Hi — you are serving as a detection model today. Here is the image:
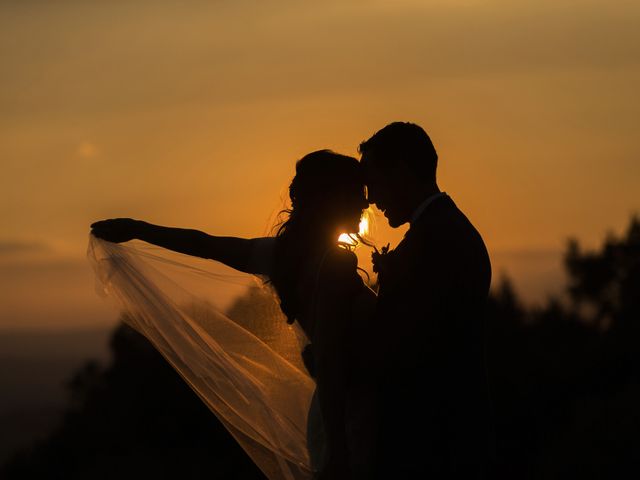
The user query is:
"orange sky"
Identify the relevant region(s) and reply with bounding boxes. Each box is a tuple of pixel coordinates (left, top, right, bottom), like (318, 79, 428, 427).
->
(1, 1, 639, 329)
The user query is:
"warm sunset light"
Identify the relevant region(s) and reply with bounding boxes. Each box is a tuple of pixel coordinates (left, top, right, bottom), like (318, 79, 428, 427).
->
(338, 210, 371, 247)
(359, 215, 369, 238)
(2, 2, 640, 478)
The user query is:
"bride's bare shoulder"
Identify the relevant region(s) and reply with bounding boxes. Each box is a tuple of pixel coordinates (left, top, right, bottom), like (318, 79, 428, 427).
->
(247, 237, 277, 275)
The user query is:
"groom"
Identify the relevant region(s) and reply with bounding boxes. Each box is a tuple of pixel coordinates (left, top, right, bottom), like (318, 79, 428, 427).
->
(359, 122, 493, 479)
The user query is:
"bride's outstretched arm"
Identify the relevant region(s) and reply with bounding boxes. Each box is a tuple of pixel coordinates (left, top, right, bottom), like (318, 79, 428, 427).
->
(90, 218, 269, 274)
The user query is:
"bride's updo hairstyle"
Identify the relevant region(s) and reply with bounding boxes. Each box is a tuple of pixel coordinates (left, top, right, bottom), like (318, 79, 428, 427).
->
(272, 150, 365, 324)
(286, 150, 363, 228)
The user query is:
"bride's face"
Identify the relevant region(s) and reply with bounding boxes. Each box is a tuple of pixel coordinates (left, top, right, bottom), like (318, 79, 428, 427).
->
(333, 186, 368, 234)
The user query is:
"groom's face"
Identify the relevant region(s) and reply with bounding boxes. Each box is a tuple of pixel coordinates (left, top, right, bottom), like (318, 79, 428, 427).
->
(362, 152, 409, 228)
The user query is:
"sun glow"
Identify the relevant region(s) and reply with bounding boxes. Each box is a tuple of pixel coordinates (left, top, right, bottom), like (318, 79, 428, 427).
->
(338, 210, 371, 247)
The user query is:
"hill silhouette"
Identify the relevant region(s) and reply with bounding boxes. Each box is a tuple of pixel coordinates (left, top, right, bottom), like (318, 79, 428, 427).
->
(1, 320, 265, 479)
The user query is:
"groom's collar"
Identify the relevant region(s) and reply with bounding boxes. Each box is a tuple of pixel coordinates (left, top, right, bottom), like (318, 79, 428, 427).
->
(409, 191, 448, 225)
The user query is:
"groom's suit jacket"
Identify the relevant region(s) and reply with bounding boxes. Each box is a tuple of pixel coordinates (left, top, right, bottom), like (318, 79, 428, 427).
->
(371, 194, 492, 479)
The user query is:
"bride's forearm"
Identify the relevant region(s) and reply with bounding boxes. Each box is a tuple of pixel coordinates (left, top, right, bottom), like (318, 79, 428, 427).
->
(136, 221, 255, 272)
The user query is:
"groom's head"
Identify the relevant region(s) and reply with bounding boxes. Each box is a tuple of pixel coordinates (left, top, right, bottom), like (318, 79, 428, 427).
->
(359, 122, 438, 228)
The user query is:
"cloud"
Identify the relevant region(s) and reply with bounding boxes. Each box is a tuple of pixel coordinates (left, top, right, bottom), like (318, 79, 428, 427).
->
(0, 240, 50, 255)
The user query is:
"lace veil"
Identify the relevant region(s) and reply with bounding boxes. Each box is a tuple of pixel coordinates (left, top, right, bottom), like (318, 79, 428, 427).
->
(87, 235, 315, 480)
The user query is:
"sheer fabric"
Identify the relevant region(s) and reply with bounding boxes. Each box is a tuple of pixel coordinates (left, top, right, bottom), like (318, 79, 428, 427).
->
(87, 235, 316, 480)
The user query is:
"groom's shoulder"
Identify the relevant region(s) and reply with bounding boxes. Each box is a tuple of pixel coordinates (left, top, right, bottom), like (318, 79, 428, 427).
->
(412, 195, 464, 232)
(413, 196, 487, 249)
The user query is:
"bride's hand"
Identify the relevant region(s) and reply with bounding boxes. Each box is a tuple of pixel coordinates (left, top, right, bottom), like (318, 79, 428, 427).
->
(90, 218, 142, 243)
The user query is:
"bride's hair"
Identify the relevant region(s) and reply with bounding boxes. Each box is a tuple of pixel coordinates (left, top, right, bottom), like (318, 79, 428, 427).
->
(271, 149, 364, 324)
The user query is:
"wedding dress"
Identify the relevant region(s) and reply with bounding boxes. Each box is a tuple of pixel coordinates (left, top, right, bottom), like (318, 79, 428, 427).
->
(87, 235, 317, 480)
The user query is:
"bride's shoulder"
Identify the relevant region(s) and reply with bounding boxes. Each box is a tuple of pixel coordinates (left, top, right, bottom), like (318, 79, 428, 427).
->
(247, 237, 277, 275)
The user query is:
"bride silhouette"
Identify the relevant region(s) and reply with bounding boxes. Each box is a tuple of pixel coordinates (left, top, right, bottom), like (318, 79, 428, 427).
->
(89, 150, 377, 480)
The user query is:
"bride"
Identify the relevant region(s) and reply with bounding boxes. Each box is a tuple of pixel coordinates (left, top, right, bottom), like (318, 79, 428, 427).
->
(90, 150, 377, 480)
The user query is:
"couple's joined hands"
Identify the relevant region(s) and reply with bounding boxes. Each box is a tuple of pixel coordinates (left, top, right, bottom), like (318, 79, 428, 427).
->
(91, 218, 142, 243)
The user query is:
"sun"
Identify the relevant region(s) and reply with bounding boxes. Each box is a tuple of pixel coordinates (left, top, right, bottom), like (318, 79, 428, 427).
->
(338, 210, 371, 247)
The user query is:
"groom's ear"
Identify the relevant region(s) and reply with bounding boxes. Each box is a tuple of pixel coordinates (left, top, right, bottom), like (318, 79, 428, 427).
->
(396, 157, 415, 178)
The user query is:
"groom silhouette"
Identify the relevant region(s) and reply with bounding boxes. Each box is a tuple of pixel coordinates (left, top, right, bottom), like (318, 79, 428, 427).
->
(360, 122, 493, 479)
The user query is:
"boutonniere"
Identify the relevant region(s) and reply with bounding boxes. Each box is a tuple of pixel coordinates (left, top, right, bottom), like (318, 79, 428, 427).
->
(372, 243, 393, 277)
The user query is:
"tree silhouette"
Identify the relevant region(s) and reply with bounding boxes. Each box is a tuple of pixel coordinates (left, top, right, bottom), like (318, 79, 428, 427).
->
(487, 215, 640, 479)
(1, 320, 266, 479)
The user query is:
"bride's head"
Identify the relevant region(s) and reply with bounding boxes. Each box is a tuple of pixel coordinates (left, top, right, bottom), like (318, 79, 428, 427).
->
(272, 150, 367, 324)
(277, 149, 368, 243)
